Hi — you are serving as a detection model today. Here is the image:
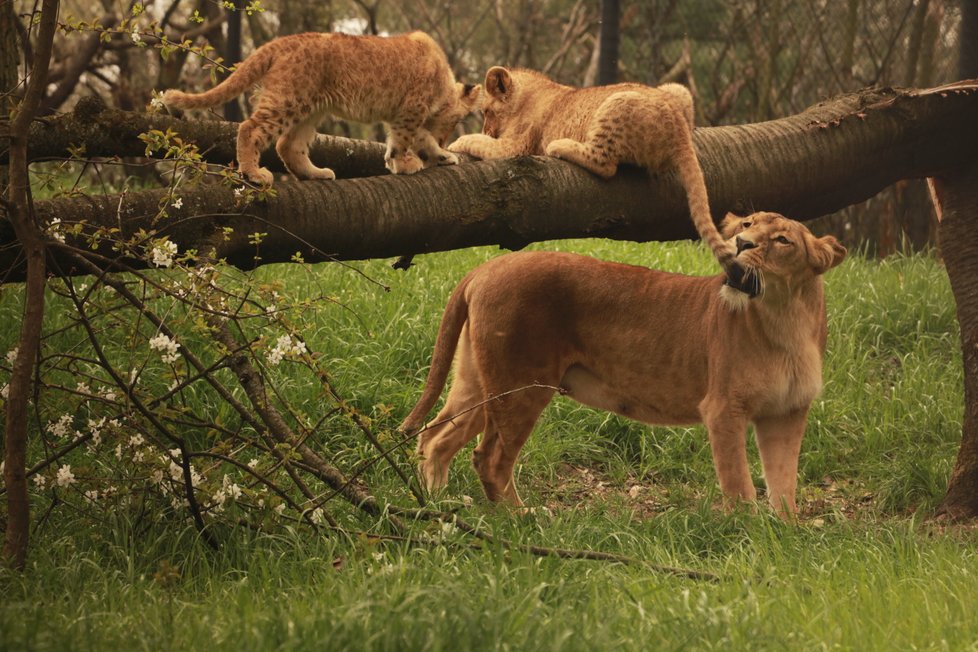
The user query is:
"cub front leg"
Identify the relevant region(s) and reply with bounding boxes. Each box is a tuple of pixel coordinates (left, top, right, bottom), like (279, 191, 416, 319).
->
(448, 134, 525, 161)
(413, 130, 460, 169)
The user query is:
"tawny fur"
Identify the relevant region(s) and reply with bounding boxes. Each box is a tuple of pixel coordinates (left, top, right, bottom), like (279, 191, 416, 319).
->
(163, 31, 480, 185)
(402, 212, 847, 516)
(449, 67, 734, 274)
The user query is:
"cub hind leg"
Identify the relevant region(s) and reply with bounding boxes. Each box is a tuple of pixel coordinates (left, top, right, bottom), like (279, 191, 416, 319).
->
(236, 101, 304, 185)
(275, 116, 336, 180)
(545, 95, 628, 178)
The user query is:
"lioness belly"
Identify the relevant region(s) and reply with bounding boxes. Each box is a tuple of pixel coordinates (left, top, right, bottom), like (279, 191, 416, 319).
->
(559, 364, 701, 424)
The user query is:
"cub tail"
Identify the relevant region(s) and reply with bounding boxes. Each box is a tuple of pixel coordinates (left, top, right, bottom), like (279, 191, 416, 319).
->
(162, 44, 274, 110)
(673, 139, 757, 297)
(400, 275, 472, 435)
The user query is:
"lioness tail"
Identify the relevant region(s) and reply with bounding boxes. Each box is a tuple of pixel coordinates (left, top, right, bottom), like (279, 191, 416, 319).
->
(400, 276, 472, 434)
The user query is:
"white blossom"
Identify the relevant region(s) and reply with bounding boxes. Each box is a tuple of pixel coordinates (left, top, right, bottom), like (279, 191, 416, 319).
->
(309, 507, 325, 525)
(5, 347, 18, 365)
(274, 503, 286, 515)
(233, 186, 245, 198)
(1, 384, 8, 400)
(149, 333, 180, 363)
(46, 414, 73, 438)
(247, 458, 259, 469)
(84, 489, 99, 503)
(46, 218, 66, 244)
(56, 465, 76, 487)
(267, 334, 306, 366)
(32, 474, 46, 490)
(130, 28, 143, 44)
(171, 197, 183, 210)
(149, 239, 178, 268)
(150, 96, 165, 111)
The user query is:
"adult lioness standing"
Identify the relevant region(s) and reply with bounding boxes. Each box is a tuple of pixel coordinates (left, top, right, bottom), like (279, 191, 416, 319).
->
(449, 67, 752, 293)
(402, 212, 847, 516)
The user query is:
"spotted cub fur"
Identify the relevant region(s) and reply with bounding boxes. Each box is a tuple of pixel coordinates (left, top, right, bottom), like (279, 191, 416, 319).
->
(449, 67, 744, 289)
(163, 31, 480, 185)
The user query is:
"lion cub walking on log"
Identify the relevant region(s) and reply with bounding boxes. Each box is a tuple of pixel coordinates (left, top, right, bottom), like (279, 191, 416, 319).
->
(163, 31, 481, 185)
(402, 212, 847, 516)
(449, 67, 751, 293)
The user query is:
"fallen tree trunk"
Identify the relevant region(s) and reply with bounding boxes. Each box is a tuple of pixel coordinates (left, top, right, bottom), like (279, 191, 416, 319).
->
(3, 81, 977, 282)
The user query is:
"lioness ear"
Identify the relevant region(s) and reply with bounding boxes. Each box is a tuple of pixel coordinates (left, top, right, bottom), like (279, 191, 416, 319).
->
(720, 212, 743, 239)
(812, 235, 847, 274)
(485, 66, 513, 100)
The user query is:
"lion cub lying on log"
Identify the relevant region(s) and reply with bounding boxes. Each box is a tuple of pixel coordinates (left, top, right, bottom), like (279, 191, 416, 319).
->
(163, 31, 480, 185)
(449, 66, 752, 294)
(402, 212, 846, 516)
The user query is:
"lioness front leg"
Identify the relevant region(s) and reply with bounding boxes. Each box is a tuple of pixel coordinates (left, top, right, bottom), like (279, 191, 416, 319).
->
(448, 134, 525, 160)
(753, 409, 809, 517)
(701, 399, 756, 507)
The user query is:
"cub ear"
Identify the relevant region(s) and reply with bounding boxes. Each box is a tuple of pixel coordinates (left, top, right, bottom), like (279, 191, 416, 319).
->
(812, 235, 847, 274)
(456, 82, 482, 109)
(720, 212, 744, 239)
(485, 66, 514, 100)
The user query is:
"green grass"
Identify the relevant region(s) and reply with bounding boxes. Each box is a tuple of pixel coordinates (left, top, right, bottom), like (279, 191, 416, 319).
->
(2, 239, 974, 651)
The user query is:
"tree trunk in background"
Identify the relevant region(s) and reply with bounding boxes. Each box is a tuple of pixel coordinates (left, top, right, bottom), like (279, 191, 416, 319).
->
(0, 0, 18, 191)
(935, 0, 978, 520)
(223, 0, 245, 122)
(3, 0, 59, 571)
(597, 0, 619, 86)
(961, 0, 978, 79)
(935, 163, 978, 520)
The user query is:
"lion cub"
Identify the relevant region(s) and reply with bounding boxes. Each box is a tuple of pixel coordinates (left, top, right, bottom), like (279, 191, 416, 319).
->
(449, 67, 748, 292)
(163, 31, 481, 185)
(403, 212, 847, 516)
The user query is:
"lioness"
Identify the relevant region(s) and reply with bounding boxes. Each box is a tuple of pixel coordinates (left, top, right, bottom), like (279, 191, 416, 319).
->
(402, 212, 847, 516)
(448, 66, 751, 293)
(163, 31, 480, 185)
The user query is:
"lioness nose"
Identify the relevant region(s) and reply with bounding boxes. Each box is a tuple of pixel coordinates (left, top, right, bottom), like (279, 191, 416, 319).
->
(736, 237, 757, 254)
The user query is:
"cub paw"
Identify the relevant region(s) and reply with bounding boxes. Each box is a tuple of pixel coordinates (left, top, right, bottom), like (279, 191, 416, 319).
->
(436, 151, 459, 166)
(243, 166, 274, 187)
(447, 135, 479, 155)
(389, 153, 424, 175)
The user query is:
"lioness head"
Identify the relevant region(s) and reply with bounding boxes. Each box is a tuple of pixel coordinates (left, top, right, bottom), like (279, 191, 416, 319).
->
(720, 212, 847, 305)
(427, 82, 482, 146)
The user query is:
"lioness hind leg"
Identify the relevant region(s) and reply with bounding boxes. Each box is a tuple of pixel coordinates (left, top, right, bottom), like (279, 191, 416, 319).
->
(472, 388, 553, 506)
(276, 118, 336, 180)
(415, 337, 486, 493)
(753, 409, 808, 517)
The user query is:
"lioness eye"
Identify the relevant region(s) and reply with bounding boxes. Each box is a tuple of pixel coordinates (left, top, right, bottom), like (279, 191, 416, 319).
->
(775, 235, 792, 245)
(742, 221, 752, 229)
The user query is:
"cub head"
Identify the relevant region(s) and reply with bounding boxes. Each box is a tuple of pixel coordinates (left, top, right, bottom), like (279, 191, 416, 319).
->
(719, 212, 847, 306)
(480, 66, 553, 138)
(427, 82, 482, 146)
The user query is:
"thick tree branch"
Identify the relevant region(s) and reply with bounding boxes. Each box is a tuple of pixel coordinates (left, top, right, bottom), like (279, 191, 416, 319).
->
(1, 81, 977, 282)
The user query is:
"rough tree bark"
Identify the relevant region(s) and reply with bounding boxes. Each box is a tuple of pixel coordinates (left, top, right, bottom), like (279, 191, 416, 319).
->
(935, 163, 978, 520)
(3, 0, 59, 571)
